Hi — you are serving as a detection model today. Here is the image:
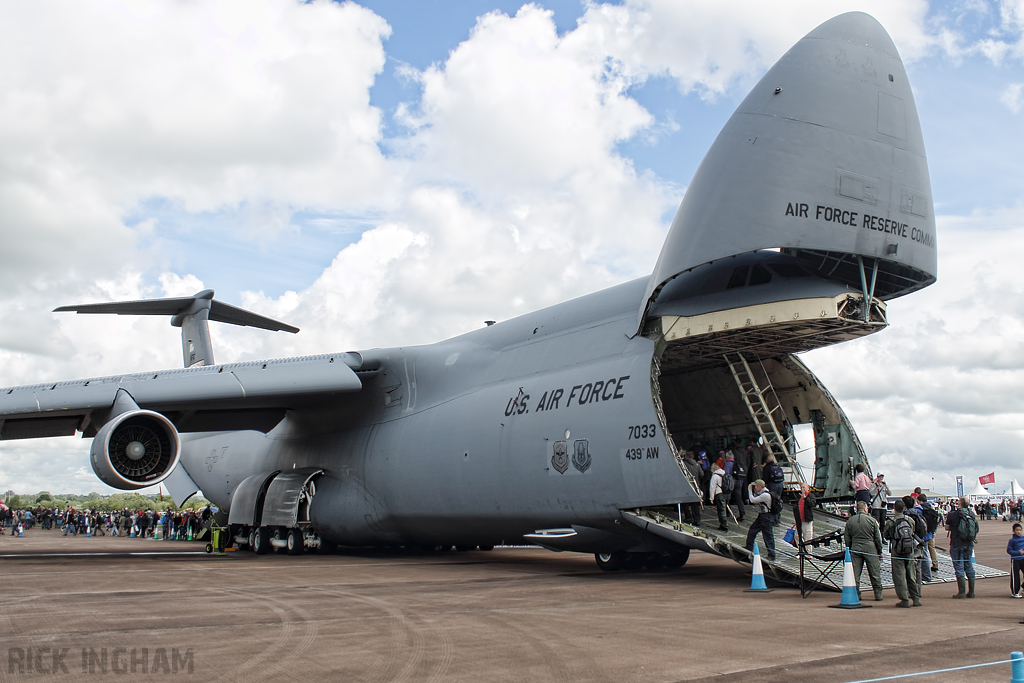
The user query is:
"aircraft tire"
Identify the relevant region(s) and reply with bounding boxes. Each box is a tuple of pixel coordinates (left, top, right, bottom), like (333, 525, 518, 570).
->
(643, 553, 665, 570)
(623, 552, 647, 570)
(317, 540, 336, 555)
(286, 528, 303, 556)
(663, 548, 690, 568)
(594, 551, 628, 571)
(253, 527, 270, 555)
(247, 529, 256, 551)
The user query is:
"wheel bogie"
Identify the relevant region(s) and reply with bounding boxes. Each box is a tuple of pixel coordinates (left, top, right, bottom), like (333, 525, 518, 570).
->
(595, 548, 689, 572)
(663, 548, 690, 568)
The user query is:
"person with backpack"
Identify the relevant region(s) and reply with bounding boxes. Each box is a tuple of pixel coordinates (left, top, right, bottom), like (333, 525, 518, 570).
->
(903, 496, 930, 583)
(884, 499, 921, 607)
(743, 479, 777, 562)
(723, 452, 745, 522)
(945, 496, 978, 598)
(764, 453, 786, 525)
(919, 494, 942, 573)
(709, 461, 730, 532)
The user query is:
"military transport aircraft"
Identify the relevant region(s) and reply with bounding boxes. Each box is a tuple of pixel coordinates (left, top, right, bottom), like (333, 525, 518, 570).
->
(0, 13, 936, 571)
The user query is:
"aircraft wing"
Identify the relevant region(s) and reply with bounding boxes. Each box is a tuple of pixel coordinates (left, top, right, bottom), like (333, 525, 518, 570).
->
(0, 352, 362, 440)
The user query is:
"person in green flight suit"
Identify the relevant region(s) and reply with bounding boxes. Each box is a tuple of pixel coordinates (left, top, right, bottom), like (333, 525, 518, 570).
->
(844, 500, 885, 602)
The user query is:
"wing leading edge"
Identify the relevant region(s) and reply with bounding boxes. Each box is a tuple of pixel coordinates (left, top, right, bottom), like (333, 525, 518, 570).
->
(0, 352, 363, 440)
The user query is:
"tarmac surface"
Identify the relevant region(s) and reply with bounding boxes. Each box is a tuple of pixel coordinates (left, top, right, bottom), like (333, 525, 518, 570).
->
(1, 520, 1022, 682)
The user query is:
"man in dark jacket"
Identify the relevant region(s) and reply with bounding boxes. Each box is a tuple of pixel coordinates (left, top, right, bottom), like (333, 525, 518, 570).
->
(764, 454, 786, 525)
(680, 450, 703, 526)
(903, 495, 930, 583)
(744, 480, 776, 561)
(732, 441, 751, 503)
(724, 452, 745, 522)
(945, 497, 977, 598)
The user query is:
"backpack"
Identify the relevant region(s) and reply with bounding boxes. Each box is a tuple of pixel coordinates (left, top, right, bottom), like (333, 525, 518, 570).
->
(720, 471, 735, 495)
(957, 508, 979, 543)
(766, 463, 786, 484)
(888, 517, 916, 557)
(769, 491, 783, 515)
(908, 510, 927, 539)
(922, 506, 940, 533)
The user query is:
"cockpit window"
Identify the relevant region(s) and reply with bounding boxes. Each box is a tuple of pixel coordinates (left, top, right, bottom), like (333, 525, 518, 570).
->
(748, 264, 772, 286)
(768, 263, 810, 279)
(726, 266, 749, 289)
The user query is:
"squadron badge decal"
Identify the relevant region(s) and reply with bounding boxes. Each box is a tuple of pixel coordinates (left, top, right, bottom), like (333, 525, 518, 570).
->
(551, 441, 569, 474)
(572, 439, 591, 473)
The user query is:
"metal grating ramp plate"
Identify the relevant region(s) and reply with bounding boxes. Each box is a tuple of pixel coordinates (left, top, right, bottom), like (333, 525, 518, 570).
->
(627, 506, 1008, 590)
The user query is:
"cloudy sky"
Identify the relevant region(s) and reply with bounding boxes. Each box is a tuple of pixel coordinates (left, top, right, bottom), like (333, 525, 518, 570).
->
(0, 0, 1022, 497)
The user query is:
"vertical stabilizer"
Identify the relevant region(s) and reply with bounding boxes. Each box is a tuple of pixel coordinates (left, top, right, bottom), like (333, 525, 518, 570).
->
(171, 290, 216, 367)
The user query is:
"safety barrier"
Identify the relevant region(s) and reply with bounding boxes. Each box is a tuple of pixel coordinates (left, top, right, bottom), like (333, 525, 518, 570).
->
(842, 651, 1024, 683)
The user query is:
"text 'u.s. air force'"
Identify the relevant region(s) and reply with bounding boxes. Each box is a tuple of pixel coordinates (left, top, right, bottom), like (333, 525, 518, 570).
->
(504, 376, 629, 417)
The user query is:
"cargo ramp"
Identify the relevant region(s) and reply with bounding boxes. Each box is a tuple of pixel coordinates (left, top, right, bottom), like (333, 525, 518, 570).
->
(625, 505, 1007, 591)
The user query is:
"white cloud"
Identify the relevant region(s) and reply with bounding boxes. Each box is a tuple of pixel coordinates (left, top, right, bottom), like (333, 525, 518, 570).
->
(238, 4, 678, 354)
(803, 205, 1024, 492)
(0, 0, 394, 329)
(1002, 82, 1024, 112)
(940, 0, 1024, 64)
(573, 0, 936, 99)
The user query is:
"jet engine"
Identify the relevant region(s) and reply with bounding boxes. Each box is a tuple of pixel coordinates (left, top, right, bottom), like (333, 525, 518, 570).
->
(90, 410, 181, 490)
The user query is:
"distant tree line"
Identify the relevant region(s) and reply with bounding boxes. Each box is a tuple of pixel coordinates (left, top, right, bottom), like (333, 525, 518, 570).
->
(2, 490, 211, 512)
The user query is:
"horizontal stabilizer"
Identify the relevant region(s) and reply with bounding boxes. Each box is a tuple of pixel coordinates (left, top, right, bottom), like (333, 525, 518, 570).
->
(54, 289, 299, 333)
(55, 289, 299, 368)
(207, 300, 299, 334)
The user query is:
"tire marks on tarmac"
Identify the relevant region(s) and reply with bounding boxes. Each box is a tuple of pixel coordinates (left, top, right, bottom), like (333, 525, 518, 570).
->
(308, 586, 454, 683)
(211, 586, 319, 683)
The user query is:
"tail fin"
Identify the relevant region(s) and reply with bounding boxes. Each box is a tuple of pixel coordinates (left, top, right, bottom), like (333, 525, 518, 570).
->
(54, 289, 299, 368)
(639, 12, 936, 331)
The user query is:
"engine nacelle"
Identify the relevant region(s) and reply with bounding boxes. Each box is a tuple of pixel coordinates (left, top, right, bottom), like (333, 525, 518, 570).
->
(90, 410, 181, 490)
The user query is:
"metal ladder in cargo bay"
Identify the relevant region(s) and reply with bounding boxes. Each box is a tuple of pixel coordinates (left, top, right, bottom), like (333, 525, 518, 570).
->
(723, 352, 804, 485)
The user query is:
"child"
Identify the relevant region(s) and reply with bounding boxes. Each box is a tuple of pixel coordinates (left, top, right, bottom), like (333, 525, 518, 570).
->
(1007, 522, 1024, 598)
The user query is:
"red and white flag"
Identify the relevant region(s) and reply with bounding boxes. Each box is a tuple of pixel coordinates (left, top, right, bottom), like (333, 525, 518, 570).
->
(979, 472, 996, 485)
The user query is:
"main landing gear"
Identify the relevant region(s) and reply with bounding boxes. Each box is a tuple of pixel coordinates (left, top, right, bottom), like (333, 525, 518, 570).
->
(234, 525, 325, 555)
(594, 548, 690, 571)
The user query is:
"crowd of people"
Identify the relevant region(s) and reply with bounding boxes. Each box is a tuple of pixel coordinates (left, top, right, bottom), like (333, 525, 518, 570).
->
(0, 501, 214, 540)
(678, 452, 1024, 608)
(844, 486, 1024, 609)
(679, 441, 794, 562)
